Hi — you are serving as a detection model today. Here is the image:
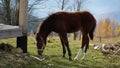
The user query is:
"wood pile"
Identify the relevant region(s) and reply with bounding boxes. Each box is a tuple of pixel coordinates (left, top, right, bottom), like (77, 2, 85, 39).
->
(91, 42, 120, 56)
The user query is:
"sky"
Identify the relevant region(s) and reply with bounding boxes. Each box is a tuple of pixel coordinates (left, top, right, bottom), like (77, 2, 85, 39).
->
(31, 0, 120, 22)
(86, 0, 120, 17)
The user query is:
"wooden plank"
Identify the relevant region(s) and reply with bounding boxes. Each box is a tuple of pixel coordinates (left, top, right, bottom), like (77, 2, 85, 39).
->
(0, 24, 23, 39)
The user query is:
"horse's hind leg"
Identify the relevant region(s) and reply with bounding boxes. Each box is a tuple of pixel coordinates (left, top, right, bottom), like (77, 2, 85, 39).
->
(74, 35, 86, 60)
(82, 35, 89, 60)
(59, 35, 66, 57)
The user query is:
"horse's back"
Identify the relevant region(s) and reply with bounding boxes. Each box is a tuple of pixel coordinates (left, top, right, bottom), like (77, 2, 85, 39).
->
(53, 12, 80, 33)
(53, 11, 96, 33)
(54, 11, 95, 24)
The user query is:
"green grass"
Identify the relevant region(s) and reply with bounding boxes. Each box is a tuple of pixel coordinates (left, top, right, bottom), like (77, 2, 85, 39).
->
(0, 36, 120, 68)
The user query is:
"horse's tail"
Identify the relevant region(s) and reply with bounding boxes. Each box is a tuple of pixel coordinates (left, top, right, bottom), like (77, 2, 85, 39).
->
(89, 22, 96, 40)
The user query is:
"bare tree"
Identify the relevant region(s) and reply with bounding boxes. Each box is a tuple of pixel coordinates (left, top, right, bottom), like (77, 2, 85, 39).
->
(11, 0, 19, 25)
(28, 0, 48, 13)
(1, 0, 12, 25)
(73, 0, 85, 11)
(0, 0, 19, 25)
(28, 0, 48, 22)
(56, 0, 69, 11)
(0, 0, 47, 25)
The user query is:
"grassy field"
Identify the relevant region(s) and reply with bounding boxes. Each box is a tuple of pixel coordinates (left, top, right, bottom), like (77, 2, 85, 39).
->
(0, 36, 120, 68)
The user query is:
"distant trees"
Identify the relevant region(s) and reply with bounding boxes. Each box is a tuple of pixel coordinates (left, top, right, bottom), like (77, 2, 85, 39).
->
(0, 0, 19, 25)
(117, 25, 120, 36)
(95, 18, 118, 38)
(56, 0, 69, 11)
(0, 0, 47, 25)
(28, 0, 48, 14)
(71, 0, 85, 11)
(28, 0, 48, 25)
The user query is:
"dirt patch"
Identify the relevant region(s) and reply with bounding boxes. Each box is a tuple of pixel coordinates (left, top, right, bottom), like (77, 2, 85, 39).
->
(0, 43, 23, 53)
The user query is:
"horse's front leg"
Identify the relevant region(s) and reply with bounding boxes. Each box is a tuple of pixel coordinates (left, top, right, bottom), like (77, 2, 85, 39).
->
(59, 33, 72, 61)
(59, 35, 66, 57)
(61, 41, 66, 57)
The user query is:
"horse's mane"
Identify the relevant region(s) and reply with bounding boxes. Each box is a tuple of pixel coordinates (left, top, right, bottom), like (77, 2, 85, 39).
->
(36, 22, 42, 34)
(36, 13, 56, 34)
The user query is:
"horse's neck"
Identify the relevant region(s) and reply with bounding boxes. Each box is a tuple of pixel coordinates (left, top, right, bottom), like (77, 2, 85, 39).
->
(42, 31, 51, 39)
(40, 20, 53, 42)
(40, 27, 52, 44)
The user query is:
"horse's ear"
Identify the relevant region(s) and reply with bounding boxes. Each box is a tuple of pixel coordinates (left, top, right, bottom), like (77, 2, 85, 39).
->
(35, 33, 39, 38)
(35, 33, 39, 36)
(36, 33, 39, 35)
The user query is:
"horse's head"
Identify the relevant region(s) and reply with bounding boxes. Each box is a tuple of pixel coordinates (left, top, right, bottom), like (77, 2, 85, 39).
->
(35, 33, 45, 55)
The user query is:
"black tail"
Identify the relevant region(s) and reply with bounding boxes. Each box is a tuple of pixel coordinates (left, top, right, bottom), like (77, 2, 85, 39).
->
(89, 23, 96, 40)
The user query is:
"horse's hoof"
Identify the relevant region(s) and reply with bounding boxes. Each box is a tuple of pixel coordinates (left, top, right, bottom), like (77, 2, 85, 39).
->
(69, 58, 72, 61)
(74, 57, 78, 61)
(69, 57, 72, 61)
(81, 57, 85, 60)
(62, 54, 65, 57)
(82, 58, 85, 61)
(74, 58, 77, 61)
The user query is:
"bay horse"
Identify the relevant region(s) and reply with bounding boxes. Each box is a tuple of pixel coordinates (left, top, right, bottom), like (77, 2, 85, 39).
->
(35, 11, 96, 61)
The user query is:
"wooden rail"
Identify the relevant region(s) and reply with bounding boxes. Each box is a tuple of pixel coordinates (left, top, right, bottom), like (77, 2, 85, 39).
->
(0, 24, 23, 39)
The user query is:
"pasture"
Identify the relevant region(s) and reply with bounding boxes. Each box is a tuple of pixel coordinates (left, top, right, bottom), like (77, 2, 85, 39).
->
(0, 36, 120, 68)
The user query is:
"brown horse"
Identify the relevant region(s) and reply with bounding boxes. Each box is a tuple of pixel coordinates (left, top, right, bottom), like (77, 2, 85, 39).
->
(35, 11, 96, 61)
